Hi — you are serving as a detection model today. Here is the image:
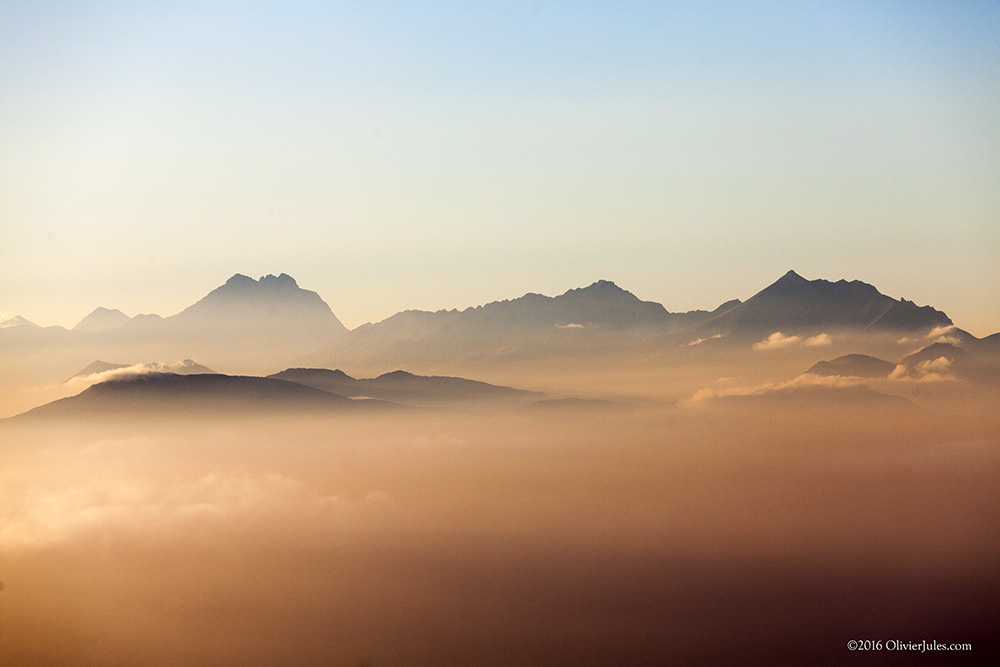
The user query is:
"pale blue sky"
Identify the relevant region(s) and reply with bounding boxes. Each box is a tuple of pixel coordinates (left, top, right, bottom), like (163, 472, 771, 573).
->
(2, 1, 998, 334)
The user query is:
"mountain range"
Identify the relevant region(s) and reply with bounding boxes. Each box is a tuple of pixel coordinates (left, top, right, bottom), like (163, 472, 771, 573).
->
(0, 270, 986, 400)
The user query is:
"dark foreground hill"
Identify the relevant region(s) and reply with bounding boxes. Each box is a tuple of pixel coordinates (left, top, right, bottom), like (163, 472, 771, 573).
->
(269, 368, 545, 408)
(806, 354, 898, 379)
(7, 373, 394, 422)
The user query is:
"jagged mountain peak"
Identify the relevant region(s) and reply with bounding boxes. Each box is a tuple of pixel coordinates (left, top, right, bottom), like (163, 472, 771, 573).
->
(175, 273, 346, 331)
(578, 279, 624, 291)
(222, 272, 300, 291)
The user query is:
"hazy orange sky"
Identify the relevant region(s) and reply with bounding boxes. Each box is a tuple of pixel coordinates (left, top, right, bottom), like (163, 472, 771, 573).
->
(2, 2, 998, 335)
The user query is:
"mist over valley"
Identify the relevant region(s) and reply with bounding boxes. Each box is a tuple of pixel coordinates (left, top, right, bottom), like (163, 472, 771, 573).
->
(1, 271, 998, 664)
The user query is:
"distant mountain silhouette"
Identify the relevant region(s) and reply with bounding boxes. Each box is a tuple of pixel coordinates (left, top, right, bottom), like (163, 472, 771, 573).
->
(121, 273, 351, 371)
(0, 315, 39, 329)
(10, 372, 394, 422)
(0, 274, 353, 377)
(1, 272, 983, 400)
(269, 367, 544, 409)
(806, 354, 897, 379)
(73, 307, 131, 332)
(67, 360, 131, 379)
(358, 280, 727, 333)
(306, 281, 736, 369)
(66, 359, 217, 383)
(693, 270, 951, 337)
(170, 273, 346, 333)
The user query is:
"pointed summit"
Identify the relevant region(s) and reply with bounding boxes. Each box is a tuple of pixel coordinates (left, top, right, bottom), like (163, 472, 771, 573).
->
(775, 269, 807, 284)
(74, 307, 131, 332)
(260, 273, 298, 288)
(0, 315, 38, 329)
(695, 271, 951, 335)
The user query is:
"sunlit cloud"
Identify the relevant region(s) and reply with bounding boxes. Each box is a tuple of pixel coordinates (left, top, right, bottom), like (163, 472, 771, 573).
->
(686, 373, 870, 406)
(68, 359, 212, 388)
(688, 334, 723, 346)
(753, 331, 832, 351)
(804, 333, 832, 347)
(753, 332, 801, 351)
(888, 356, 957, 383)
(927, 325, 956, 340)
(925, 325, 964, 346)
(556, 323, 584, 329)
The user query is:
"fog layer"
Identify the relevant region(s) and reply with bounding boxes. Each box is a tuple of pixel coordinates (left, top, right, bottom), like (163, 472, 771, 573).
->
(2, 396, 997, 665)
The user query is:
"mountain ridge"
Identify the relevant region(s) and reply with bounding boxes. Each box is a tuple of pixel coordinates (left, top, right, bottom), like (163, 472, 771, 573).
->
(689, 270, 951, 338)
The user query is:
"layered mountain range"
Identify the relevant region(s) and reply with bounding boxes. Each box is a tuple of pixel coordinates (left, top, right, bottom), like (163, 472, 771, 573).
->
(0, 270, 984, 388)
(3, 269, 996, 420)
(807, 333, 1000, 383)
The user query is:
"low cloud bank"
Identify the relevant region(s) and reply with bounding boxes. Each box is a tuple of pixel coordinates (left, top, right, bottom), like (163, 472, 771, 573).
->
(69, 359, 212, 387)
(688, 373, 870, 405)
(753, 332, 832, 351)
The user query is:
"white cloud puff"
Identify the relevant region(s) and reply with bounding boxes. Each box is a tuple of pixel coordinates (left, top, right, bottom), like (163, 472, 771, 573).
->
(888, 357, 957, 383)
(686, 373, 869, 406)
(926, 325, 963, 346)
(69, 360, 210, 388)
(753, 332, 832, 351)
(753, 332, 801, 351)
(804, 333, 833, 347)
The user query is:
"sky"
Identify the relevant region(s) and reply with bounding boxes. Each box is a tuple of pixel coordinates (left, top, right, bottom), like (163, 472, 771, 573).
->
(1, 1, 998, 335)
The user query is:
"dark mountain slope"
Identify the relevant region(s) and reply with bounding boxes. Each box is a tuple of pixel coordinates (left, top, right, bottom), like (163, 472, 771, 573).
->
(9, 373, 375, 422)
(269, 368, 544, 408)
(806, 354, 897, 379)
(694, 270, 951, 337)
